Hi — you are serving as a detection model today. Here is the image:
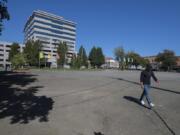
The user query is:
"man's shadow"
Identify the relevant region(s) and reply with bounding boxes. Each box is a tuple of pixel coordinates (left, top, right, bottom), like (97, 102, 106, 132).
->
(94, 132, 104, 135)
(123, 96, 151, 109)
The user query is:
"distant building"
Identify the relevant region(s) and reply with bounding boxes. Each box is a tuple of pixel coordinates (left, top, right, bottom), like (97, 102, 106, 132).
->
(144, 55, 180, 70)
(143, 56, 156, 63)
(24, 10, 77, 67)
(0, 41, 24, 70)
(176, 56, 180, 66)
(144, 56, 160, 70)
(104, 57, 119, 69)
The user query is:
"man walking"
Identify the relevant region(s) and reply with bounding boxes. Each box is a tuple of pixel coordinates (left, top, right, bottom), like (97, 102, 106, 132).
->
(140, 64, 159, 108)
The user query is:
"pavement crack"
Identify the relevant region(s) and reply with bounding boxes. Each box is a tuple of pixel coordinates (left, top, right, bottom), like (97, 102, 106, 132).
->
(152, 109, 176, 135)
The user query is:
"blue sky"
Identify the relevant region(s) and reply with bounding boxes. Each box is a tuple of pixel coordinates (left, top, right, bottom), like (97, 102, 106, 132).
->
(0, 0, 180, 57)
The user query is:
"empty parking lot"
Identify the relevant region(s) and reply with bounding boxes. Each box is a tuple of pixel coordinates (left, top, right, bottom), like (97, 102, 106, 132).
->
(0, 70, 179, 135)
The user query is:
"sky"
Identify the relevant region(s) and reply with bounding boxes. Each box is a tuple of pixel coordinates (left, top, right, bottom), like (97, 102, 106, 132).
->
(0, 0, 180, 57)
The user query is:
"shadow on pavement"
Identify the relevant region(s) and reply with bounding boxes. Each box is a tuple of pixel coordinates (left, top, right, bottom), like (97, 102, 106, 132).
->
(116, 76, 177, 135)
(94, 132, 104, 135)
(0, 72, 54, 124)
(152, 109, 176, 135)
(113, 78, 180, 95)
(124, 96, 176, 135)
(123, 96, 150, 109)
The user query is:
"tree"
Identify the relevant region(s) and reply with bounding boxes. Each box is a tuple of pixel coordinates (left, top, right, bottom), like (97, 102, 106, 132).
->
(57, 42, 68, 67)
(155, 49, 177, 71)
(128, 51, 141, 69)
(78, 45, 88, 68)
(140, 58, 149, 68)
(0, 0, 10, 34)
(96, 47, 105, 68)
(126, 51, 147, 69)
(89, 46, 97, 68)
(9, 42, 20, 61)
(70, 54, 81, 69)
(24, 40, 42, 66)
(11, 53, 26, 69)
(114, 46, 125, 70)
(89, 46, 105, 68)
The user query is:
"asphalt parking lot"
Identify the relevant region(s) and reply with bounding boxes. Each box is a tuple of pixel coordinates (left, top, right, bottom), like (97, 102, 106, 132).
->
(0, 70, 180, 135)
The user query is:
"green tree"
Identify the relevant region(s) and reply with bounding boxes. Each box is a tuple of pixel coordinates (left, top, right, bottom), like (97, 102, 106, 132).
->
(70, 54, 81, 69)
(124, 52, 131, 68)
(0, 0, 10, 34)
(24, 40, 42, 66)
(78, 45, 88, 68)
(140, 58, 149, 68)
(89, 46, 97, 68)
(57, 42, 68, 67)
(9, 42, 20, 61)
(126, 51, 143, 69)
(155, 49, 177, 71)
(96, 47, 105, 68)
(70, 54, 76, 68)
(114, 46, 125, 70)
(89, 46, 105, 68)
(11, 53, 26, 69)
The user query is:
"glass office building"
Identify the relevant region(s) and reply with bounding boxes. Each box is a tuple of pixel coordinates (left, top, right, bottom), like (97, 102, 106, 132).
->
(24, 10, 76, 67)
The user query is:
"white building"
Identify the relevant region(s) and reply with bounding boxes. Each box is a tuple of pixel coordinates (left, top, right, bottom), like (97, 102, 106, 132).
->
(24, 10, 76, 67)
(104, 57, 119, 69)
(0, 41, 24, 70)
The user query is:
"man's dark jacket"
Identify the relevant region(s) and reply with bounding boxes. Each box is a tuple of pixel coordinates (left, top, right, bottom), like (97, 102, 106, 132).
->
(140, 70, 157, 85)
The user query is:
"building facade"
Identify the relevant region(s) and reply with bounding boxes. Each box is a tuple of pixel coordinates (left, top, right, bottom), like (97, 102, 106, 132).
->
(176, 56, 180, 66)
(143, 56, 157, 63)
(104, 57, 119, 69)
(143, 56, 159, 70)
(144, 55, 180, 70)
(24, 10, 76, 67)
(0, 41, 24, 70)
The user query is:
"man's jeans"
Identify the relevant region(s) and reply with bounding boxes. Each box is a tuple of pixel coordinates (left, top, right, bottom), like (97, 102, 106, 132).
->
(140, 84, 152, 104)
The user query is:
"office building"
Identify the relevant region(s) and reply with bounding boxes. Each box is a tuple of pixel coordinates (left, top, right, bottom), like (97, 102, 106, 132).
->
(24, 10, 76, 67)
(0, 41, 24, 70)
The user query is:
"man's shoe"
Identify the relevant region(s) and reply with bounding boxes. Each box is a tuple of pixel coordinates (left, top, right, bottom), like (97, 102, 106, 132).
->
(150, 103, 155, 107)
(140, 100, 145, 105)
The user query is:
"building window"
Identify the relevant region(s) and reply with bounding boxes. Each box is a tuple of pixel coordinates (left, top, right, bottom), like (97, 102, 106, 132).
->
(35, 15, 64, 25)
(36, 36, 50, 40)
(34, 31, 76, 41)
(43, 50, 51, 52)
(6, 45, 11, 48)
(33, 25, 76, 37)
(26, 20, 76, 34)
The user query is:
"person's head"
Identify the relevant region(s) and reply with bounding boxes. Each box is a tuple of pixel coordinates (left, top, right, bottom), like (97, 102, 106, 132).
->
(145, 64, 152, 72)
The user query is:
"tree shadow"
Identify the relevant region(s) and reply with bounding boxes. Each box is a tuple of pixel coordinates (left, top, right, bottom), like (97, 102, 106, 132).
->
(0, 72, 54, 124)
(123, 96, 150, 109)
